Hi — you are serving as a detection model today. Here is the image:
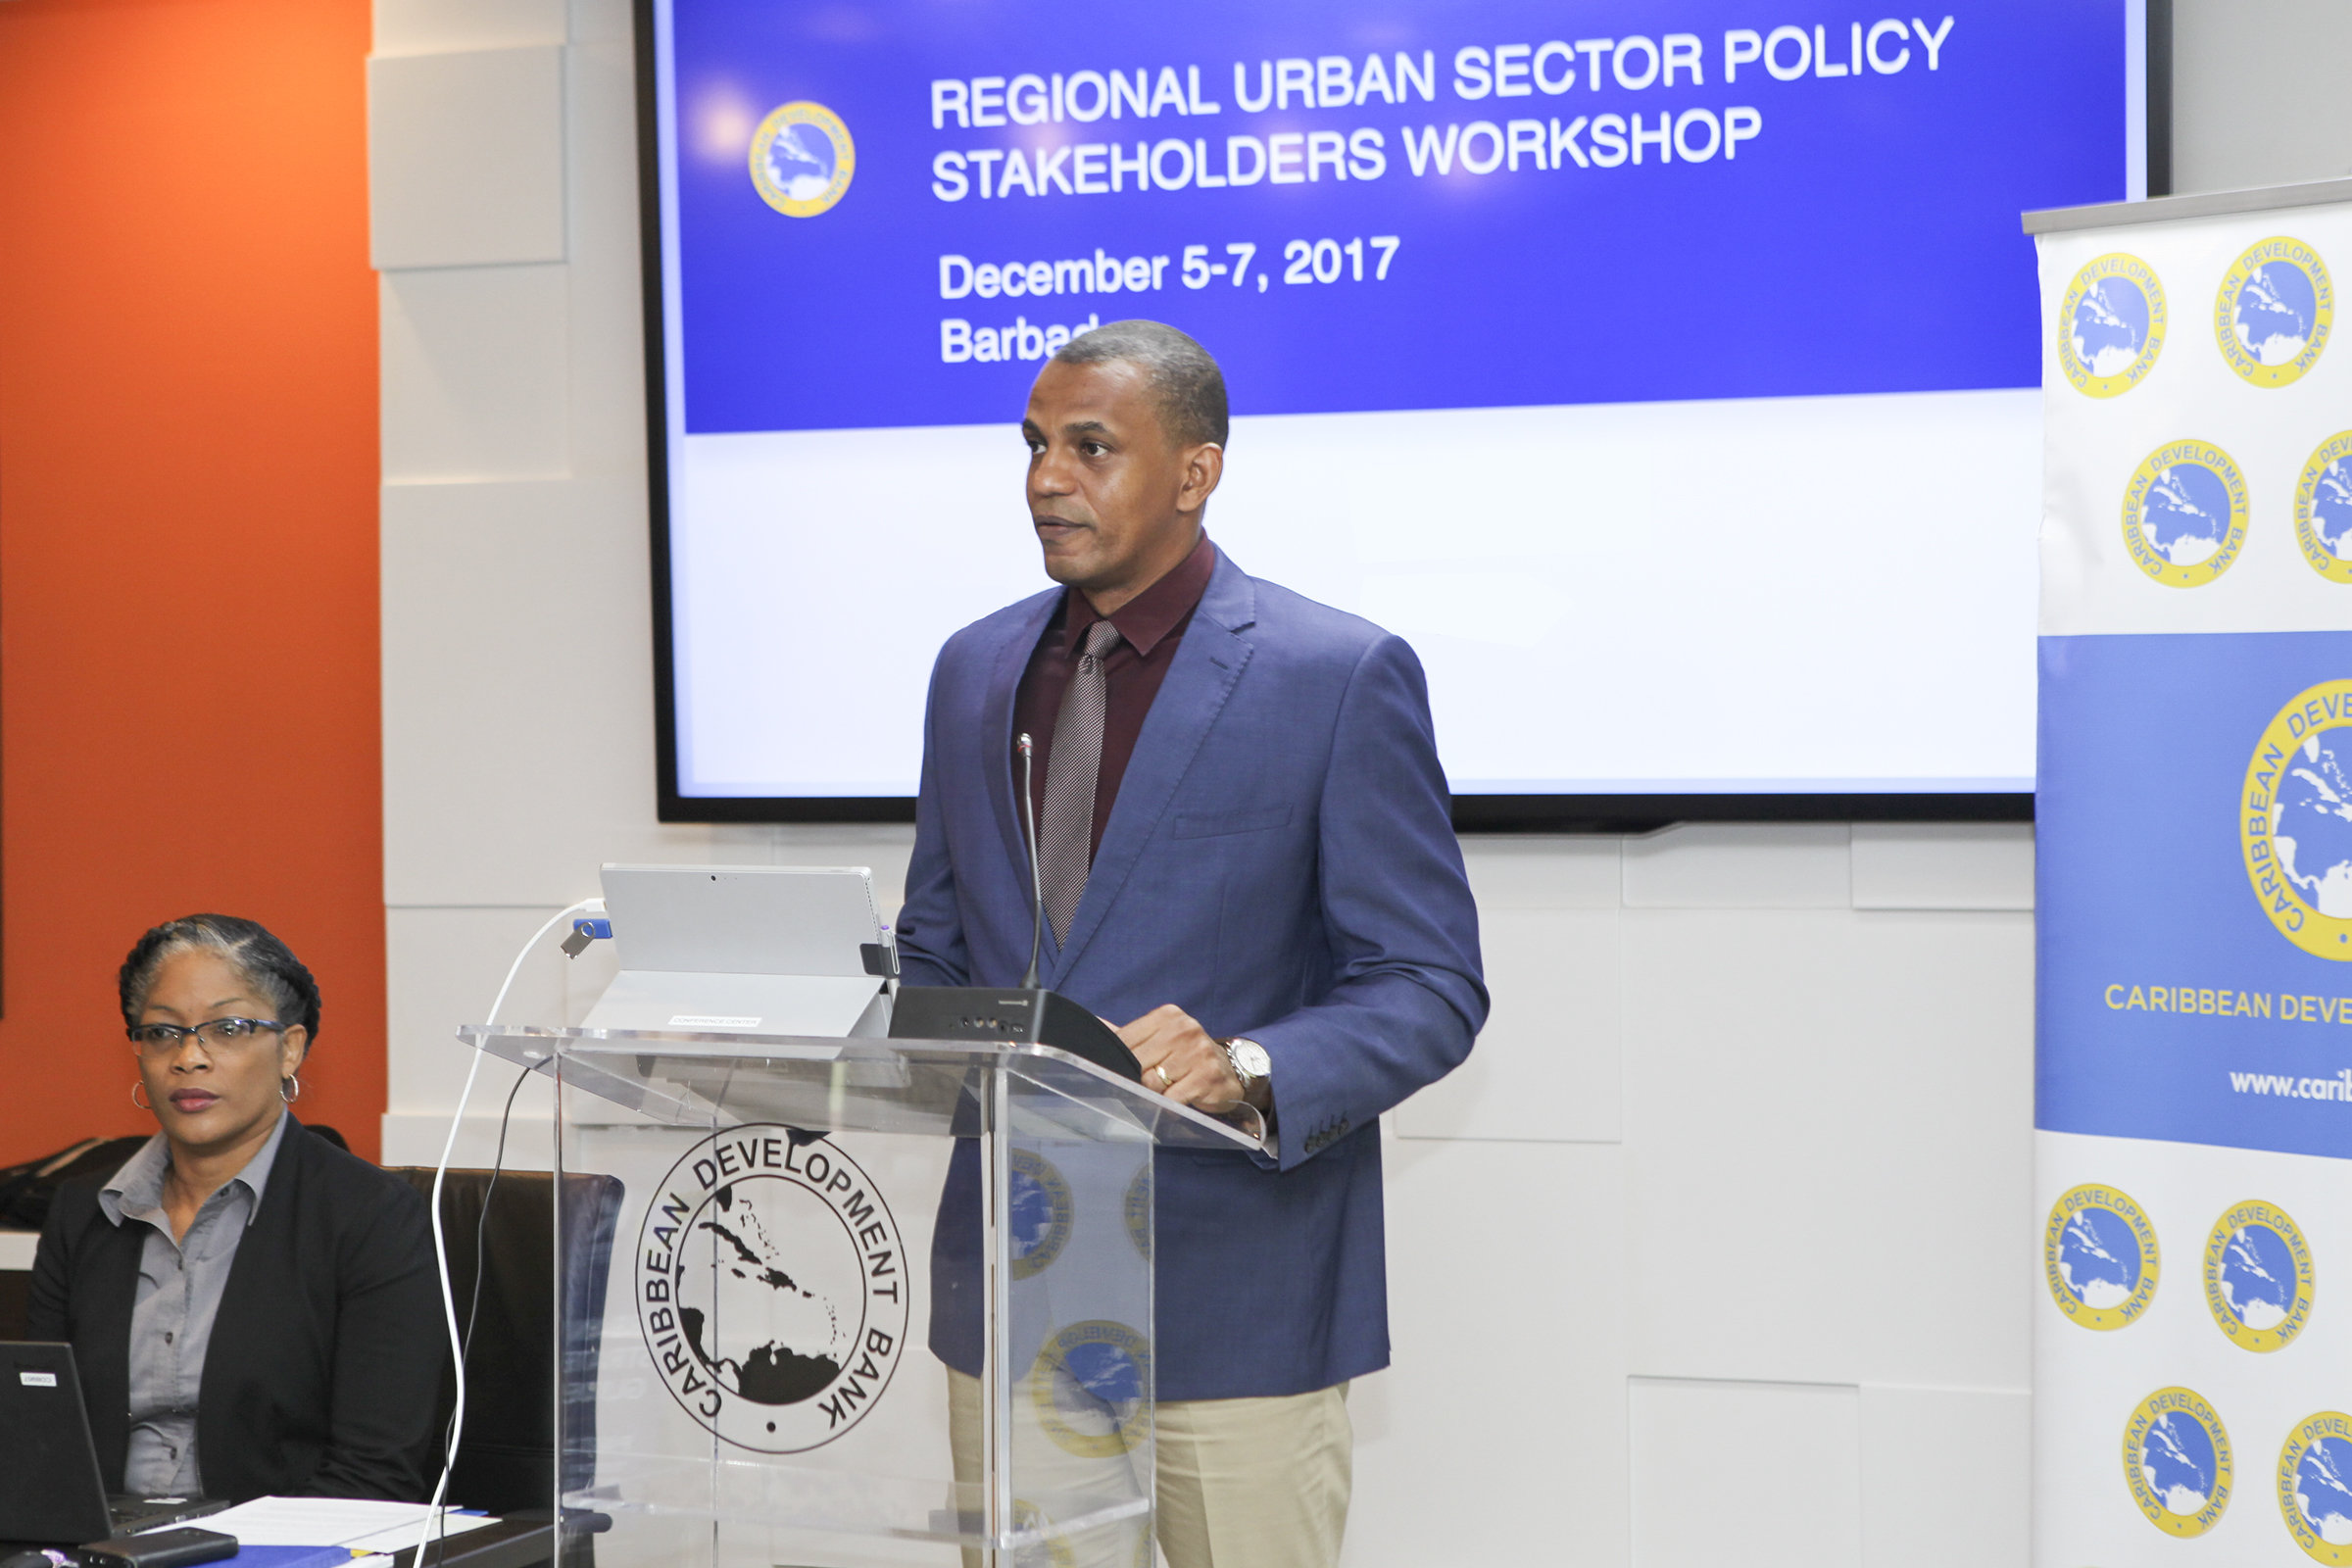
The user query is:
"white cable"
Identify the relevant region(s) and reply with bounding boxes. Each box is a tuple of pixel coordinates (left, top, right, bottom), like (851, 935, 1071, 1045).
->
(413, 897, 602, 1566)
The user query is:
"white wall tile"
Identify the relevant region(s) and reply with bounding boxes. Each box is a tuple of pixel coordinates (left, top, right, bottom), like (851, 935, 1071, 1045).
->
(381, 904, 568, 1165)
(380, 478, 761, 905)
(1630, 1378, 1860, 1568)
(381, 267, 570, 482)
(2173, 0, 2352, 194)
(382, 1105, 557, 1170)
(1460, 835, 1622, 909)
(368, 47, 566, 270)
(1860, 1385, 2029, 1568)
(1851, 823, 2034, 911)
(374, 0, 566, 57)
(1395, 907, 1620, 1142)
(1622, 823, 1851, 909)
(1623, 910, 2034, 1390)
(1347, 1141, 1629, 1568)
(557, 19, 654, 478)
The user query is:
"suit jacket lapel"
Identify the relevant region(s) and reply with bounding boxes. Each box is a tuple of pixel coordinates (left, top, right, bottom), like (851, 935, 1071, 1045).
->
(204, 1116, 302, 1454)
(980, 590, 1062, 948)
(80, 1206, 145, 1487)
(1050, 557, 1259, 983)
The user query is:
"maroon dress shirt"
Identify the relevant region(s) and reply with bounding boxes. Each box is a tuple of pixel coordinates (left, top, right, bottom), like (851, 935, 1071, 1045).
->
(1011, 531, 1218, 864)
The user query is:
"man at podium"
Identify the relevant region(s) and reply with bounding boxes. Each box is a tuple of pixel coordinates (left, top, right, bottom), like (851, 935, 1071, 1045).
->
(896, 319, 1488, 1568)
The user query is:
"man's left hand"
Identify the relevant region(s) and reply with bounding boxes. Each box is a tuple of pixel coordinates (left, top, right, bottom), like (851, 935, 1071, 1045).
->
(1119, 1004, 1251, 1112)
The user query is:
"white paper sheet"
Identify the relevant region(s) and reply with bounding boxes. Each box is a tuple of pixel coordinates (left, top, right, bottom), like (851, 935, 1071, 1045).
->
(150, 1495, 493, 1546)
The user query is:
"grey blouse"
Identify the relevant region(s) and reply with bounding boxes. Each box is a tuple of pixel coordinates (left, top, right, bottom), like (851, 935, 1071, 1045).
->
(96, 1111, 289, 1495)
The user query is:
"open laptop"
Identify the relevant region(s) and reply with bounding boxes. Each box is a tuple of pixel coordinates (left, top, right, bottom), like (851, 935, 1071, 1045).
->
(581, 865, 893, 1039)
(0, 1341, 228, 1544)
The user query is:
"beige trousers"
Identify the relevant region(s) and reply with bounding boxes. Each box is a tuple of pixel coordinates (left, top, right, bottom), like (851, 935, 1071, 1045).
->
(948, 1368, 1352, 1568)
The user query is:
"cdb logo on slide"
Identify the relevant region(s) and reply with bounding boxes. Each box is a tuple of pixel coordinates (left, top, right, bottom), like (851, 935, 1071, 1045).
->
(750, 101, 856, 217)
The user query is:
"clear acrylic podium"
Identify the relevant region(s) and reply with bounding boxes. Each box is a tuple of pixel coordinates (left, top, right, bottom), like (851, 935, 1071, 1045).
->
(462, 1024, 1266, 1568)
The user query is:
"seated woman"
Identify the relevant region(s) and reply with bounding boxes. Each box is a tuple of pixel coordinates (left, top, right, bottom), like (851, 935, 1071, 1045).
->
(29, 914, 446, 1501)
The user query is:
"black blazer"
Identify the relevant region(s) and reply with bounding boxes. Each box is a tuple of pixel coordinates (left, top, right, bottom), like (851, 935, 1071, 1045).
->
(26, 1117, 447, 1501)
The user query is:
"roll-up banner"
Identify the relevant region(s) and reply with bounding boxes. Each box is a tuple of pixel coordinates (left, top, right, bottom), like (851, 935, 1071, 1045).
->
(2034, 183, 2352, 1566)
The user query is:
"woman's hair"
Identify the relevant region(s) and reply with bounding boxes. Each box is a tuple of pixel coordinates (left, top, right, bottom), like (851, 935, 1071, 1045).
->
(119, 914, 320, 1054)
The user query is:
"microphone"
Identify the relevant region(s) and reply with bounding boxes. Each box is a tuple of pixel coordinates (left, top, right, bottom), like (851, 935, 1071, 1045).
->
(885, 728, 1142, 1084)
(1017, 732, 1045, 988)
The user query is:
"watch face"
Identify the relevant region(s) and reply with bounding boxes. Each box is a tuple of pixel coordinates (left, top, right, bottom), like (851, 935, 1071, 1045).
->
(1230, 1039, 1271, 1077)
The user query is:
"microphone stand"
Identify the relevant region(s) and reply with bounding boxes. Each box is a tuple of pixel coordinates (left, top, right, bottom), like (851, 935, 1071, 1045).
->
(1018, 733, 1045, 988)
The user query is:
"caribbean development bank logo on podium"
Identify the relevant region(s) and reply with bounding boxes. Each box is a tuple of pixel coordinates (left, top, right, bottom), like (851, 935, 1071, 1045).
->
(2124, 1387, 2233, 1537)
(1031, 1320, 1152, 1458)
(1009, 1148, 1073, 1280)
(2045, 1184, 2160, 1329)
(636, 1126, 907, 1452)
(2122, 439, 2248, 588)
(2241, 680, 2352, 960)
(2060, 252, 2166, 397)
(750, 101, 856, 217)
(2279, 1412, 2352, 1564)
(2216, 236, 2332, 387)
(2202, 1200, 2315, 1351)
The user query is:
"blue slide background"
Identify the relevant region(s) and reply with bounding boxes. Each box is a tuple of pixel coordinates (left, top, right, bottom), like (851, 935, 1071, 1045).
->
(664, 0, 2131, 434)
(2038, 631, 2352, 1160)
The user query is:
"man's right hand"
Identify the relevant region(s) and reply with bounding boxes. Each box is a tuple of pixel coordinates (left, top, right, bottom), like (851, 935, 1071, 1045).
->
(1118, 1004, 1252, 1112)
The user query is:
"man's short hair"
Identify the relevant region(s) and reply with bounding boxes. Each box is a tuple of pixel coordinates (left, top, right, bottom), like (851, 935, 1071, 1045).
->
(1052, 319, 1229, 449)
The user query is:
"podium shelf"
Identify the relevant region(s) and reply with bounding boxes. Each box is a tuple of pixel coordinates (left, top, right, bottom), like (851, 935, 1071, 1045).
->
(462, 1025, 1267, 1155)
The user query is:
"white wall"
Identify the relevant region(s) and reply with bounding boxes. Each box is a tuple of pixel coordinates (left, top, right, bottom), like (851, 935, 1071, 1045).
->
(2171, 0, 2352, 196)
(366, 2, 2312, 1560)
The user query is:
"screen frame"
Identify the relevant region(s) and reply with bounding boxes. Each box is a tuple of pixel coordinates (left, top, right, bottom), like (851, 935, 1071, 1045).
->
(638, 0, 2169, 830)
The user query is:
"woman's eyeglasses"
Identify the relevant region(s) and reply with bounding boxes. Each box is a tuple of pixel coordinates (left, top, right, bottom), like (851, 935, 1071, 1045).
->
(128, 1017, 288, 1055)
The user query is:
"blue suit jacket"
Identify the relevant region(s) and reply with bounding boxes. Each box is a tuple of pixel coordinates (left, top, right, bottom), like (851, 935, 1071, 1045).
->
(897, 549, 1487, 1400)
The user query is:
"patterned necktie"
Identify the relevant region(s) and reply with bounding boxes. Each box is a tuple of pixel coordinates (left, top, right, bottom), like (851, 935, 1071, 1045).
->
(1038, 619, 1122, 946)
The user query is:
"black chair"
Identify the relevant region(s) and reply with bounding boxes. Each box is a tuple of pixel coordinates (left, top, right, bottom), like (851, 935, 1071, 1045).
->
(389, 1168, 625, 1517)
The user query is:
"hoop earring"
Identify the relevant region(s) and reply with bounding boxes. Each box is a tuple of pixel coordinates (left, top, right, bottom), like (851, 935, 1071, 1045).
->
(131, 1081, 152, 1110)
(279, 1076, 301, 1104)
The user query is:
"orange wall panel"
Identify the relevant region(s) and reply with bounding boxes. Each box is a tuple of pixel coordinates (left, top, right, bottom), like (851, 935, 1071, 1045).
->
(0, 0, 384, 1162)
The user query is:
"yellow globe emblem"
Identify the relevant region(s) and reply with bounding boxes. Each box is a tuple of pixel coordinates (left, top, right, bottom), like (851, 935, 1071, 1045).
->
(2242, 679, 2352, 960)
(2296, 430, 2352, 584)
(2044, 1184, 2159, 1330)
(2122, 438, 2248, 588)
(2279, 1412, 2352, 1564)
(749, 101, 855, 218)
(2215, 235, 2332, 387)
(2123, 1387, 2232, 1538)
(2060, 252, 2166, 397)
(1008, 1148, 1072, 1282)
(2201, 1200, 2315, 1351)
(1029, 1320, 1150, 1459)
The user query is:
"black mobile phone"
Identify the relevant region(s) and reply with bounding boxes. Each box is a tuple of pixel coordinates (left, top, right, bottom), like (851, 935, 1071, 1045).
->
(74, 1527, 237, 1568)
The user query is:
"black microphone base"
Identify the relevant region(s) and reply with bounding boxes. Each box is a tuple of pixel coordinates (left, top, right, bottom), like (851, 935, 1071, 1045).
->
(888, 986, 1142, 1084)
